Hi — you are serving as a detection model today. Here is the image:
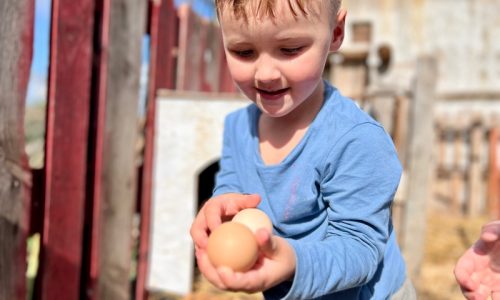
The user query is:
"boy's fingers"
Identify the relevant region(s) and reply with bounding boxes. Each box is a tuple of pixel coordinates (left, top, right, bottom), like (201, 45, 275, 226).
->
(218, 266, 264, 293)
(204, 205, 223, 232)
(222, 193, 262, 215)
(233, 194, 262, 210)
(217, 267, 238, 290)
(190, 212, 209, 249)
(196, 250, 227, 290)
(255, 228, 276, 258)
(190, 230, 208, 249)
(205, 194, 262, 231)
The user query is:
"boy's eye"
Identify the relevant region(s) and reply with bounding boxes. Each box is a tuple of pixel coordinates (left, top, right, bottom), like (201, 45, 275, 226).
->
(281, 47, 303, 55)
(231, 49, 254, 58)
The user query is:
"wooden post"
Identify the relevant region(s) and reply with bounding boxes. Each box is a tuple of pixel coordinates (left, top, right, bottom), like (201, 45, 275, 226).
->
(80, 0, 111, 298)
(434, 119, 447, 174)
(176, 5, 213, 92)
(392, 95, 410, 168)
(37, 0, 96, 299)
(136, 1, 178, 298)
(0, 0, 34, 298)
(467, 119, 484, 216)
(153, 0, 178, 90)
(402, 56, 437, 279)
(176, 4, 192, 91)
(489, 127, 500, 219)
(97, 0, 146, 298)
(451, 121, 465, 215)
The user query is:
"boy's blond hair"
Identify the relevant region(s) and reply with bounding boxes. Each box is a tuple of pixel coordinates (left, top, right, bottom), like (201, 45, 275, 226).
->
(215, 0, 341, 23)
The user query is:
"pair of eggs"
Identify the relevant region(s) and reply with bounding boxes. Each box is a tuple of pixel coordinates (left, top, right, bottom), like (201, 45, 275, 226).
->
(206, 208, 273, 272)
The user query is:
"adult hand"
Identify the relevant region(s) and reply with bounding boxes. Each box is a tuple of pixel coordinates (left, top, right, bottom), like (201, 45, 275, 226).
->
(454, 221, 500, 300)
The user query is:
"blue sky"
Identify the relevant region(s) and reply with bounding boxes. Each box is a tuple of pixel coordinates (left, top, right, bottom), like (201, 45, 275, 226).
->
(27, 0, 51, 105)
(175, 0, 215, 20)
(27, 0, 215, 106)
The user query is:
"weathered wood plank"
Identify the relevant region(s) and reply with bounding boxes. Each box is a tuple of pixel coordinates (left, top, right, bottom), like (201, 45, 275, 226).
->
(467, 119, 484, 216)
(402, 56, 437, 279)
(37, 0, 95, 298)
(97, 0, 146, 298)
(451, 124, 465, 214)
(154, 0, 178, 90)
(0, 0, 34, 299)
(80, 0, 111, 298)
(135, 1, 161, 299)
(489, 127, 500, 219)
(392, 95, 410, 167)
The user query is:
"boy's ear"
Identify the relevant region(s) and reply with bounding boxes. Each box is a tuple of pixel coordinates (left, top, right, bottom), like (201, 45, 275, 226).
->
(329, 9, 347, 52)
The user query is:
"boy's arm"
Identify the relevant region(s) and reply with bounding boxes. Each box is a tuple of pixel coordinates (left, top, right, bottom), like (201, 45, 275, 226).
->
(278, 124, 403, 299)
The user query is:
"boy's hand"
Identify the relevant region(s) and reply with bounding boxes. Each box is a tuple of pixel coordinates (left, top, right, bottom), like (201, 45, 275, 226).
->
(190, 193, 261, 250)
(454, 221, 500, 300)
(195, 228, 296, 293)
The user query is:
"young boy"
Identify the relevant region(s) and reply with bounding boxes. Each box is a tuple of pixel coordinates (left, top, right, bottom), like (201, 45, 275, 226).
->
(190, 0, 415, 298)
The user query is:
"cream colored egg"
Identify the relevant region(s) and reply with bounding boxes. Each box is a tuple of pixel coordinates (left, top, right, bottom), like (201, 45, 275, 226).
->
(232, 208, 273, 234)
(206, 222, 259, 272)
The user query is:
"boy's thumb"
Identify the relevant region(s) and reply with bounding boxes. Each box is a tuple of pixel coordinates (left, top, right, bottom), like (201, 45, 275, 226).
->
(255, 228, 277, 257)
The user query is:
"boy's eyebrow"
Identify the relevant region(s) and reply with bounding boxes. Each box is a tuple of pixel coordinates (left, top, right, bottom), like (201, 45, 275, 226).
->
(223, 37, 252, 46)
(274, 35, 311, 42)
(224, 34, 310, 46)
(274, 31, 313, 41)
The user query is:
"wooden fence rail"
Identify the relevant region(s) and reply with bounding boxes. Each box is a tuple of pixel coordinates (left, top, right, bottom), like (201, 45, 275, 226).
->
(0, 0, 34, 299)
(489, 127, 500, 219)
(1, 0, 237, 299)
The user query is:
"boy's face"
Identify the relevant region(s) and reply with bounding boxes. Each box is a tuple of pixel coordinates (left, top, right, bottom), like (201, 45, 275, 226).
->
(219, 1, 345, 118)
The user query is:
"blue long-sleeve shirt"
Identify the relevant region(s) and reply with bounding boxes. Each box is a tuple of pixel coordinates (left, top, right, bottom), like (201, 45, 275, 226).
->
(213, 82, 407, 299)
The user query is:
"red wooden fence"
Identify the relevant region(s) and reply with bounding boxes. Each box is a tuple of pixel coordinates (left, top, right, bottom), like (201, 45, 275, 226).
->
(35, 0, 96, 299)
(19, 0, 236, 299)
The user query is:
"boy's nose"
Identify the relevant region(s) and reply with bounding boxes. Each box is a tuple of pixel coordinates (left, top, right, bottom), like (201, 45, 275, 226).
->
(254, 58, 281, 83)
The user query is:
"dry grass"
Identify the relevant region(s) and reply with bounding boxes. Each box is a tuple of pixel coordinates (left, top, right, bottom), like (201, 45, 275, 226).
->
(415, 213, 489, 300)
(150, 213, 490, 300)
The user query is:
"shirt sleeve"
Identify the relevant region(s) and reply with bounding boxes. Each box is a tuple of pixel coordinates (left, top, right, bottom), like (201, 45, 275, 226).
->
(212, 114, 242, 196)
(282, 123, 403, 299)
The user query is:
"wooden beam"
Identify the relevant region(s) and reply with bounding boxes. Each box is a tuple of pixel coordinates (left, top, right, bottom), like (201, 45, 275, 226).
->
(402, 56, 437, 279)
(154, 0, 178, 90)
(467, 120, 484, 216)
(391, 95, 410, 167)
(80, 0, 111, 298)
(37, 0, 96, 298)
(0, 0, 34, 298)
(451, 123, 465, 215)
(489, 128, 500, 219)
(135, 0, 162, 299)
(96, 0, 146, 298)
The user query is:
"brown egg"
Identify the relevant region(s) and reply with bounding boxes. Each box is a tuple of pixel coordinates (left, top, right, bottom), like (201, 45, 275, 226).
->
(232, 208, 273, 234)
(207, 222, 259, 272)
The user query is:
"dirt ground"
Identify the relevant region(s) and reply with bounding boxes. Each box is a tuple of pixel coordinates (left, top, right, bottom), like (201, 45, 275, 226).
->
(150, 213, 490, 300)
(414, 213, 489, 300)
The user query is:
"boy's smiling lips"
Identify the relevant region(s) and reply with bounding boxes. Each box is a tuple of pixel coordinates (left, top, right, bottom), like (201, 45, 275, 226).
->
(255, 87, 290, 100)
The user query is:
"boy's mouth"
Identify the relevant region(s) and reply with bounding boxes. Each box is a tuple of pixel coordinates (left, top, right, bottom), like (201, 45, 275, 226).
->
(255, 87, 290, 99)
